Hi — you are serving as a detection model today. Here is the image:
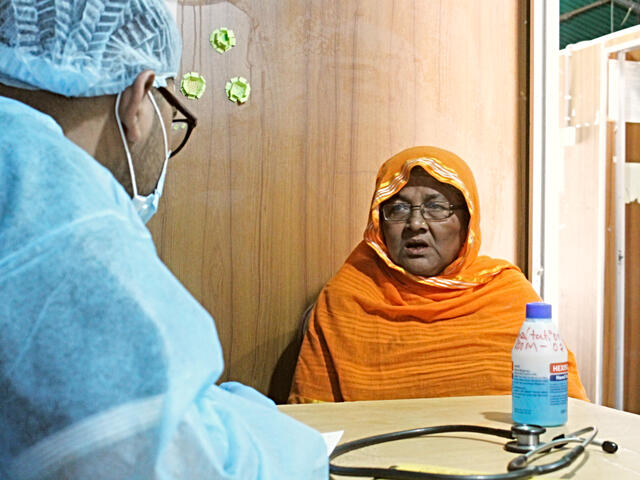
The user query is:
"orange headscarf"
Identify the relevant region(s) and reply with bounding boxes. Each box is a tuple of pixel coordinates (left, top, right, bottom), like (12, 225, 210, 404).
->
(289, 147, 587, 403)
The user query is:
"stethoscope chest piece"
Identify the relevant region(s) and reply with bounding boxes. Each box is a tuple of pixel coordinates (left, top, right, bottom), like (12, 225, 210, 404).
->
(504, 424, 547, 453)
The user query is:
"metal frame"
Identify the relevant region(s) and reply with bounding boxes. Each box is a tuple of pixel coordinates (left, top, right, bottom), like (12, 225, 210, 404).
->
(530, 0, 560, 312)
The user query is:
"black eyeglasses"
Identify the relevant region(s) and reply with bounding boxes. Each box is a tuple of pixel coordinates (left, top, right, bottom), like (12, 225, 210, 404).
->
(381, 201, 466, 222)
(157, 86, 197, 158)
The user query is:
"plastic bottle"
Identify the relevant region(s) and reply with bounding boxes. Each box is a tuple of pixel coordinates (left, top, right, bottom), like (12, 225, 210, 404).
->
(512, 302, 568, 426)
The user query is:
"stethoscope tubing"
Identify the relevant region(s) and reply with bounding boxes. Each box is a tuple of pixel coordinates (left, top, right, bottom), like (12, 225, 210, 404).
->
(331, 425, 514, 457)
(329, 424, 598, 480)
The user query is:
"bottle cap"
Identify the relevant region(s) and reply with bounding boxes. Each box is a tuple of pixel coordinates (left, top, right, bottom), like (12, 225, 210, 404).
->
(526, 302, 551, 319)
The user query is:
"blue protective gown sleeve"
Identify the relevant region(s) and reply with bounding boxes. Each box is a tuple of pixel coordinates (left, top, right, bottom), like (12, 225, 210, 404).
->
(0, 97, 328, 480)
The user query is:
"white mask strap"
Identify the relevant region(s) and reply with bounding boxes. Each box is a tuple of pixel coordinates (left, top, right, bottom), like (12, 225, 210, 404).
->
(114, 90, 170, 199)
(114, 92, 139, 198)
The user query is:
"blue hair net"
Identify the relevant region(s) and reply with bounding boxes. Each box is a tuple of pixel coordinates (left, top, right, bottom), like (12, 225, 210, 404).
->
(0, 0, 181, 96)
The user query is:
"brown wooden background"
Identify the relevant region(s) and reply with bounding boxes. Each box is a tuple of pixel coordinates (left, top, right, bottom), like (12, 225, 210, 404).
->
(149, 0, 529, 403)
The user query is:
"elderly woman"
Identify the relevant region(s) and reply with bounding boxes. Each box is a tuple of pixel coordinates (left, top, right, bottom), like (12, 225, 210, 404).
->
(289, 146, 588, 403)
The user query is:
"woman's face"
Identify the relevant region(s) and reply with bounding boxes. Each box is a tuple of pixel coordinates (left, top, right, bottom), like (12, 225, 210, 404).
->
(381, 169, 469, 277)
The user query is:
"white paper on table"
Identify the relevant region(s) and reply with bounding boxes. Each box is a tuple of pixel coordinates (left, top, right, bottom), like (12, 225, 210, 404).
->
(321, 430, 344, 456)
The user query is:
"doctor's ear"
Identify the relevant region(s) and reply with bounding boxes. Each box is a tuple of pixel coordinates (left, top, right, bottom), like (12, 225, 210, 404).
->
(117, 70, 156, 143)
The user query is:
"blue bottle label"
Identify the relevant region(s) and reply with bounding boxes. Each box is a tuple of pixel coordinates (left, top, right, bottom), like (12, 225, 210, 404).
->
(512, 362, 568, 426)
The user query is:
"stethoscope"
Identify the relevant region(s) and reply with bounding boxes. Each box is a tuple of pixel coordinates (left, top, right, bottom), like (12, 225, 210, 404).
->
(329, 423, 618, 479)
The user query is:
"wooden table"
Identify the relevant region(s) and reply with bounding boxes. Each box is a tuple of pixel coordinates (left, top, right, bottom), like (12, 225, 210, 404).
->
(279, 395, 640, 479)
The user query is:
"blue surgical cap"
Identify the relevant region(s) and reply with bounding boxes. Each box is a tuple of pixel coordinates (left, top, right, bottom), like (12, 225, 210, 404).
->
(0, 0, 181, 97)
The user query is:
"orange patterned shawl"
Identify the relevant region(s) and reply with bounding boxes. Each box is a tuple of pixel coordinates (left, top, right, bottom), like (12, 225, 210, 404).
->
(289, 146, 588, 403)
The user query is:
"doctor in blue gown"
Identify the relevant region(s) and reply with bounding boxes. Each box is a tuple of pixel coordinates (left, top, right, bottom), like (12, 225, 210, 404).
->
(0, 1, 328, 479)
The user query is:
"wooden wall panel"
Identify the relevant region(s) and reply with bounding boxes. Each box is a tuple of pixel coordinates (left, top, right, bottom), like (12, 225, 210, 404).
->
(625, 202, 640, 413)
(626, 123, 640, 162)
(603, 121, 616, 407)
(557, 44, 603, 400)
(625, 122, 640, 413)
(557, 125, 600, 399)
(149, 0, 529, 402)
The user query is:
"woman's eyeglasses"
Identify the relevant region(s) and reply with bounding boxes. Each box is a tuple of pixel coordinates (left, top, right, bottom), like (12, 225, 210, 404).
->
(381, 201, 466, 222)
(157, 87, 197, 158)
